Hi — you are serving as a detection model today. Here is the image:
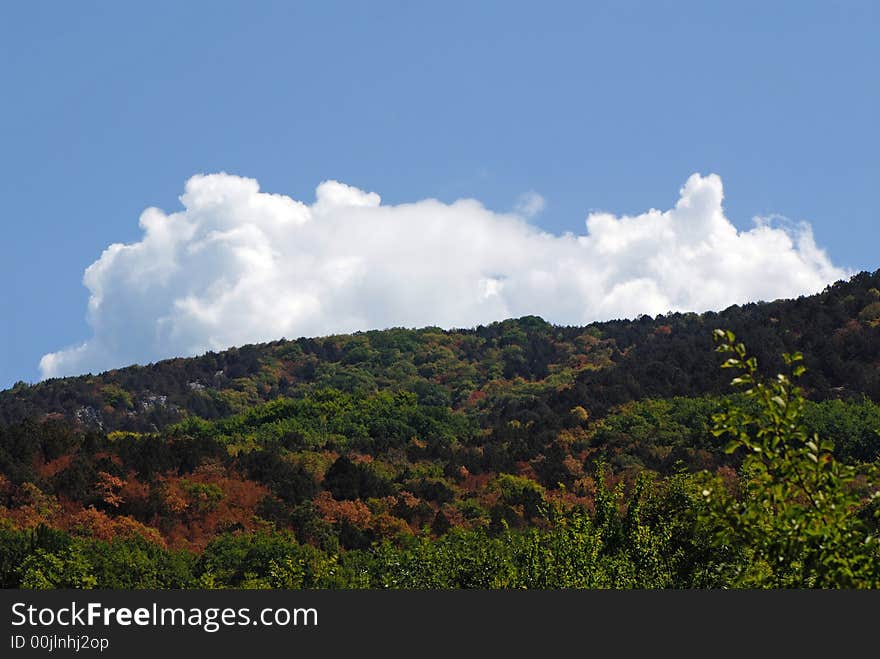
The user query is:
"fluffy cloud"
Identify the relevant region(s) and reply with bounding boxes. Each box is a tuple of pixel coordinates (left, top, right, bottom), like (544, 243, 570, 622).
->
(39, 172, 848, 379)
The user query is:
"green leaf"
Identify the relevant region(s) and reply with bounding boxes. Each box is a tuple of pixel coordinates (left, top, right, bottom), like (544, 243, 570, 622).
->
(723, 440, 740, 454)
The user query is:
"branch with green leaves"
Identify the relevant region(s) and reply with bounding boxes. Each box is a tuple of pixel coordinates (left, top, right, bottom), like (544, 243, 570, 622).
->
(706, 329, 879, 587)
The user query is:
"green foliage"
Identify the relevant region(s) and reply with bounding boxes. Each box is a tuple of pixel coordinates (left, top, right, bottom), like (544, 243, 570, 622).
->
(801, 398, 880, 463)
(100, 384, 133, 410)
(858, 301, 880, 325)
(496, 473, 547, 521)
(324, 456, 393, 501)
(171, 388, 475, 455)
(20, 547, 98, 589)
(707, 329, 880, 587)
(81, 537, 196, 589)
(590, 396, 727, 473)
(180, 480, 225, 514)
(197, 530, 351, 588)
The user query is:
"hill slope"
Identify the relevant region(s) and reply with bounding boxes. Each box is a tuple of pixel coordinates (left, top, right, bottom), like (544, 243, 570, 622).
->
(3, 270, 880, 432)
(1, 269, 878, 588)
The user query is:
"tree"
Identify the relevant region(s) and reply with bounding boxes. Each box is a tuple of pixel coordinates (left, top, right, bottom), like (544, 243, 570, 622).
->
(19, 547, 97, 589)
(706, 329, 880, 587)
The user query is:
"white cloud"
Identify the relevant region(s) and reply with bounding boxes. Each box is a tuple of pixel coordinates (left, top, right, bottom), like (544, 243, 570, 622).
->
(514, 191, 545, 218)
(39, 172, 849, 379)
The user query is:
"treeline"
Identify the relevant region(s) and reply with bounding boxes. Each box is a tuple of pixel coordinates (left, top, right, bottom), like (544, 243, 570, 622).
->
(0, 472, 739, 589)
(2, 382, 878, 556)
(3, 270, 879, 433)
(4, 464, 877, 589)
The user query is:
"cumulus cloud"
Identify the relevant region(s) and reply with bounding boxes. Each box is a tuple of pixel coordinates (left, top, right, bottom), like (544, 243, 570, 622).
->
(39, 172, 848, 379)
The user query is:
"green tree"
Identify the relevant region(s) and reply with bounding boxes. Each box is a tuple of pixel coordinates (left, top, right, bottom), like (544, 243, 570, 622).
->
(19, 547, 97, 589)
(706, 330, 880, 587)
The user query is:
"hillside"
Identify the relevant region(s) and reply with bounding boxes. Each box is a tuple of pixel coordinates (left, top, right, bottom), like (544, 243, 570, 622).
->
(1, 269, 879, 588)
(4, 269, 880, 432)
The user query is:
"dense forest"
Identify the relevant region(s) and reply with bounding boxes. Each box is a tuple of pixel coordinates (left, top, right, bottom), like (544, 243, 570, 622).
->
(1, 270, 879, 588)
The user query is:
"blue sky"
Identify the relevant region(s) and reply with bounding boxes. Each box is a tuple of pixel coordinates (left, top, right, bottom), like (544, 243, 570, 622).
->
(1, 1, 877, 388)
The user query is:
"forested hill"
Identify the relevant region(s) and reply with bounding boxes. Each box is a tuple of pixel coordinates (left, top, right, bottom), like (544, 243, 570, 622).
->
(1, 270, 879, 589)
(3, 269, 879, 433)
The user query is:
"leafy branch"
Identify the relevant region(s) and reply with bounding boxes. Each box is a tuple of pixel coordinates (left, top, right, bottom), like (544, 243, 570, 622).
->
(707, 329, 879, 587)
